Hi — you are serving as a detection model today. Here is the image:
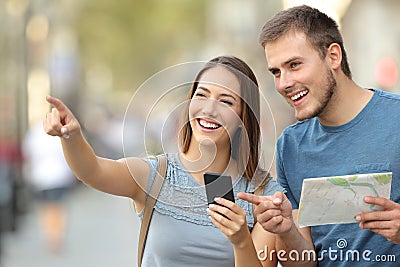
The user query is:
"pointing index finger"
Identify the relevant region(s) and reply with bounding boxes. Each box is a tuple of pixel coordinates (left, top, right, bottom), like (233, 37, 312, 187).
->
(46, 95, 69, 113)
(238, 192, 261, 205)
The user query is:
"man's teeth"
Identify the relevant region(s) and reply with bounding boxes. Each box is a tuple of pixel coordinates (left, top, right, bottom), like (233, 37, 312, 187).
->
(199, 119, 219, 129)
(291, 90, 309, 101)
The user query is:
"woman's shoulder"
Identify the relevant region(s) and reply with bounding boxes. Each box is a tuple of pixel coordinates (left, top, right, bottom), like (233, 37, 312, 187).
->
(242, 172, 285, 197)
(263, 177, 285, 195)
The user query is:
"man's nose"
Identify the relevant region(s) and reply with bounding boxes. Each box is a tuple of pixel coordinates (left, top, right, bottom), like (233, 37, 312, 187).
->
(277, 71, 295, 92)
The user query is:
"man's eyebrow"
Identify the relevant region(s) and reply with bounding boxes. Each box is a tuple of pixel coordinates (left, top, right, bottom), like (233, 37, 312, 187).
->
(268, 66, 279, 72)
(268, 56, 303, 72)
(284, 56, 302, 65)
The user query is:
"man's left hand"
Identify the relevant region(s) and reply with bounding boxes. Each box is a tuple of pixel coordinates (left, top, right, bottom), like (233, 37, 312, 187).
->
(356, 196, 400, 244)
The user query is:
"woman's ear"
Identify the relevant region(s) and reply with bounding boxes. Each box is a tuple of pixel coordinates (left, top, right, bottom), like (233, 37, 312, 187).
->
(326, 43, 342, 70)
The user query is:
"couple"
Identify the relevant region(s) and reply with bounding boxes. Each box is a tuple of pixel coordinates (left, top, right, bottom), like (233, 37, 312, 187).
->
(44, 5, 400, 267)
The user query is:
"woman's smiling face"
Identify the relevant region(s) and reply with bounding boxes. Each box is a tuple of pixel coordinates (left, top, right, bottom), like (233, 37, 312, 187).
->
(188, 66, 242, 148)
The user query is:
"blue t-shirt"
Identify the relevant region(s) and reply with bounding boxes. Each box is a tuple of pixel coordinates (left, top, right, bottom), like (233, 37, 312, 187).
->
(276, 89, 400, 266)
(138, 153, 284, 267)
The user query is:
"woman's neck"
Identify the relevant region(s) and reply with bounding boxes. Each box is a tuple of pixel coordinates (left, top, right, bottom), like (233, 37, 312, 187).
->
(179, 141, 237, 184)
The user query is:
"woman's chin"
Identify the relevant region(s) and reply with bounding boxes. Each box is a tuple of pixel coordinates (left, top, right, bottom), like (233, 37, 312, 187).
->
(198, 137, 217, 148)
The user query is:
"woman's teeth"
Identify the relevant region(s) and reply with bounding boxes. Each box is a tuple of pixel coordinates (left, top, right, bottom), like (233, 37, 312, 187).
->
(199, 119, 220, 129)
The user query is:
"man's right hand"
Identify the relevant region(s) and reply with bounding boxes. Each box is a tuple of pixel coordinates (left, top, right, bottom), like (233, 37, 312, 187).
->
(44, 96, 81, 139)
(238, 191, 294, 234)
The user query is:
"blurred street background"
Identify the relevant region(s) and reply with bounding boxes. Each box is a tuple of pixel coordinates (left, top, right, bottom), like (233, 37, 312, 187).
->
(1, 186, 139, 267)
(1, 0, 399, 266)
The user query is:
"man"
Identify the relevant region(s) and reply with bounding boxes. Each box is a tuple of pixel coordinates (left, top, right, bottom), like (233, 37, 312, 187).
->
(239, 5, 400, 266)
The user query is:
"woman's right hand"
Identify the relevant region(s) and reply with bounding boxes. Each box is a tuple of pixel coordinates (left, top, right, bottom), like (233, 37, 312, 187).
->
(207, 197, 251, 246)
(43, 95, 149, 202)
(44, 96, 81, 139)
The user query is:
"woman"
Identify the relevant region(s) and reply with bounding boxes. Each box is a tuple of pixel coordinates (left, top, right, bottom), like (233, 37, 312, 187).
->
(44, 55, 282, 266)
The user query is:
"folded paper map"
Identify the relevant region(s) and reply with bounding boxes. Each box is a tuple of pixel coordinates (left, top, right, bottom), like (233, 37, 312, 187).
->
(297, 172, 392, 227)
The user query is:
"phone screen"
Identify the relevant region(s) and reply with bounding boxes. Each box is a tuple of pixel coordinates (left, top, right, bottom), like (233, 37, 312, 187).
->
(204, 172, 235, 205)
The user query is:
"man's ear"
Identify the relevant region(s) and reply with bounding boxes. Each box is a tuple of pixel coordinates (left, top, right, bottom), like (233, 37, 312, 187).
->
(326, 43, 342, 70)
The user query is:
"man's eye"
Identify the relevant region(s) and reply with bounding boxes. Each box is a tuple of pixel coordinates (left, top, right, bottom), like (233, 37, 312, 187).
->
(290, 62, 300, 69)
(271, 69, 280, 77)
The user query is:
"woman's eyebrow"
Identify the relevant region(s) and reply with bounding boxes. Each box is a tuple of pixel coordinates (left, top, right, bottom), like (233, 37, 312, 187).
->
(220, 93, 237, 102)
(197, 86, 210, 93)
(197, 86, 237, 102)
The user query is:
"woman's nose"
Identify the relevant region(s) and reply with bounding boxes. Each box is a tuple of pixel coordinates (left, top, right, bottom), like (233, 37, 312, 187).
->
(201, 98, 218, 116)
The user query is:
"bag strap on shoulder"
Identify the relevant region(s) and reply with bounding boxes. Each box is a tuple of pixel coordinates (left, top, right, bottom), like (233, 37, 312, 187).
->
(138, 155, 167, 267)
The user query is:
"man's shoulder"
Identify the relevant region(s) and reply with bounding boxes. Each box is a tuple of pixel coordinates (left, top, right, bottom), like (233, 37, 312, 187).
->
(372, 89, 400, 116)
(375, 89, 400, 102)
(276, 119, 316, 147)
(281, 118, 315, 136)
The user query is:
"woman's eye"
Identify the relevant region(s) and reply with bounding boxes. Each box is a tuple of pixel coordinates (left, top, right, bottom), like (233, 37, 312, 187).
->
(194, 92, 206, 98)
(220, 100, 233, 106)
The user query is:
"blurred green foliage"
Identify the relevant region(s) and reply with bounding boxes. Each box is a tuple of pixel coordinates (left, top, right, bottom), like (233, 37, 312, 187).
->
(75, 0, 206, 92)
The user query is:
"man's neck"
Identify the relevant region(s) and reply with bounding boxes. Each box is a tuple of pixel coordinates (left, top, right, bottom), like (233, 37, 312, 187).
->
(318, 76, 374, 127)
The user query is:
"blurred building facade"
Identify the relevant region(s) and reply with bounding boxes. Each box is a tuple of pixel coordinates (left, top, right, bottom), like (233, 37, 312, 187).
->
(0, 0, 81, 255)
(342, 0, 400, 92)
(1, 0, 30, 241)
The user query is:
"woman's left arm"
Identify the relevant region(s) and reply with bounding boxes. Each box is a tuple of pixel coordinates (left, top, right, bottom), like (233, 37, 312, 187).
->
(208, 197, 277, 267)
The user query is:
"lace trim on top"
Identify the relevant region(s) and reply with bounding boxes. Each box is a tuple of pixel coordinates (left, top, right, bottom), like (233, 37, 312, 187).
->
(138, 153, 256, 227)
